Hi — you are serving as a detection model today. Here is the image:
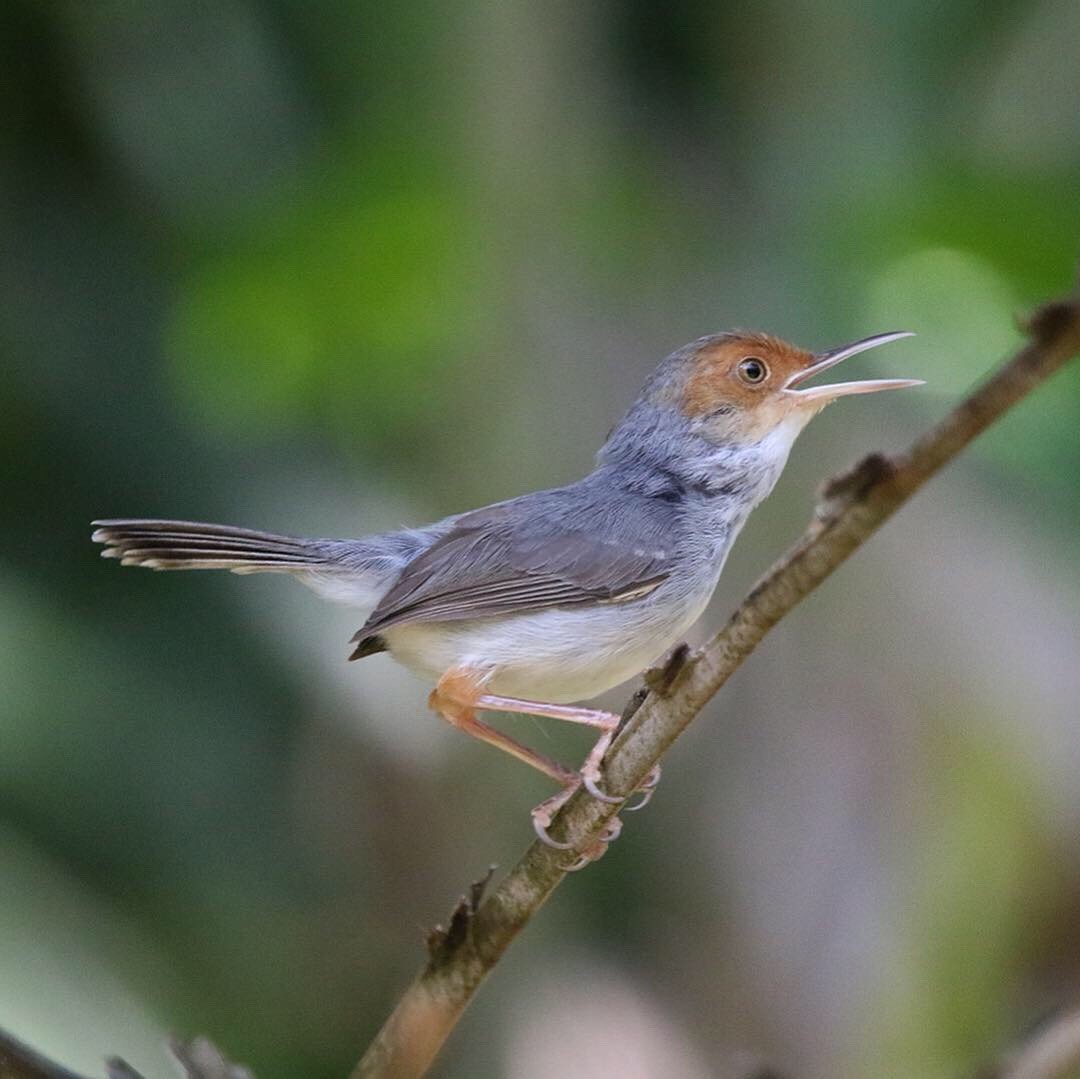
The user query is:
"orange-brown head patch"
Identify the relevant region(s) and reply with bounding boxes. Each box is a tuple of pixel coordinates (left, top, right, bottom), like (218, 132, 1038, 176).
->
(681, 332, 814, 419)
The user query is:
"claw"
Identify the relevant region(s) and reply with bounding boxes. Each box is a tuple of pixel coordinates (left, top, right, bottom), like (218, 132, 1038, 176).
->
(599, 817, 623, 843)
(531, 782, 580, 849)
(583, 770, 623, 805)
(533, 748, 641, 865)
(625, 764, 661, 811)
(549, 805, 624, 870)
(532, 813, 574, 850)
(561, 831, 616, 871)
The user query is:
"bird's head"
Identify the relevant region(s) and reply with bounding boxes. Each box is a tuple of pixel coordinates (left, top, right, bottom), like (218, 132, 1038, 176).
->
(676, 329, 920, 447)
(600, 328, 920, 488)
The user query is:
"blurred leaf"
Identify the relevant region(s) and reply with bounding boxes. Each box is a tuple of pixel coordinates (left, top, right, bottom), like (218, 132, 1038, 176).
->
(835, 169, 1080, 306)
(864, 246, 1022, 398)
(842, 174, 1080, 514)
(167, 157, 486, 448)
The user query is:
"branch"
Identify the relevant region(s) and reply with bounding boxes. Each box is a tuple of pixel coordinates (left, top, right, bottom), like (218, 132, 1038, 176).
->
(0, 1026, 88, 1079)
(0, 1028, 254, 1079)
(974, 1005, 1080, 1079)
(354, 283, 1080, 1079)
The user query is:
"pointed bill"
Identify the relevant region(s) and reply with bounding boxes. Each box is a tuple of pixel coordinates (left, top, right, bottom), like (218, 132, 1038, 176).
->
(784, 330, 922, 402)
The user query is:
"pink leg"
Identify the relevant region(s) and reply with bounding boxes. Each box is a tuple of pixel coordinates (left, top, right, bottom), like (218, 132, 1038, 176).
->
(431, 670, 661, 867)
(472, 688, 660, 811)
(475, 692, 627, 805)
(429, 674, 577, 787)
(475, 693, 619, 731)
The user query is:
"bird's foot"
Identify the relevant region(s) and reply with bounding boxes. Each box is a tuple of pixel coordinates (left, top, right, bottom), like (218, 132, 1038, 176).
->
(625, 763, 662, 811)
(531, 784, 577, 850)
(580, 729, 621, 804)
(579, 728, 662, 809)
(531, 779, 625, 869)
(530, 760, 658, 870)
(582, 761, 662, 809)
(561, 817, 623, 872)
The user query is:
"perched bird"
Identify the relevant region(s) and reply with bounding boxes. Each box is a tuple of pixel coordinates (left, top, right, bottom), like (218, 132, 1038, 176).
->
(93, 330, 919, 863)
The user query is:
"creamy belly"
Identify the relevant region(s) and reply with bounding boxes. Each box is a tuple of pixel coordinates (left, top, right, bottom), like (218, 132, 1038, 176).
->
(382, 580, 714, 703)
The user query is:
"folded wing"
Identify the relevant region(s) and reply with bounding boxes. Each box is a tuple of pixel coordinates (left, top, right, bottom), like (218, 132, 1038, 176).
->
(350, 487, 673, 657)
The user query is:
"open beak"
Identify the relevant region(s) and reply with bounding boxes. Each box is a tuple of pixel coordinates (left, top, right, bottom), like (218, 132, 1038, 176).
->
(784, 330, 922, 403)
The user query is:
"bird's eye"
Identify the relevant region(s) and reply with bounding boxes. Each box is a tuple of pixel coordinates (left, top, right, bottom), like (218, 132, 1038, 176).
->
(737, 357, 769, 384)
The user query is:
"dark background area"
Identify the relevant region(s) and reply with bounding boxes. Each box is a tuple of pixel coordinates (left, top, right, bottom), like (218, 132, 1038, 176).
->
(2, 3, 1079, 1076)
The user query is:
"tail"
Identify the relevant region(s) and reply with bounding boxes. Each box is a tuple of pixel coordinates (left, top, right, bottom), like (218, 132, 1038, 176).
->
(92, 517, 437, 612)
(91, 519, 326, 573)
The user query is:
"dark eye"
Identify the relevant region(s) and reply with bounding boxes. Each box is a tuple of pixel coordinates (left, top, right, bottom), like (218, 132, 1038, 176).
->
(737, 357, 769, 384)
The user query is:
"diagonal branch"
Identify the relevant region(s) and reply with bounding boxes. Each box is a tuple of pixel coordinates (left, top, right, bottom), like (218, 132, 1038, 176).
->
(0, 1027, 253, 1079)
(354, 282, 1080, 1079)
(974, 1003, 1080, 1079)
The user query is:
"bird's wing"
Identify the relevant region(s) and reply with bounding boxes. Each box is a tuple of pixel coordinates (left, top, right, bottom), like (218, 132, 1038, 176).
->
(351, 487, 673, 646)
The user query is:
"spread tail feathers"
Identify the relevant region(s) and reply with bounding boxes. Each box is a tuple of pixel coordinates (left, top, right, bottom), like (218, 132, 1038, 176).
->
(91, 519, 327, 573)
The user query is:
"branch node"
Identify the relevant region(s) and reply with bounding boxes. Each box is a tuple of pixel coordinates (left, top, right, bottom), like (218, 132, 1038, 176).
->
(618, 685, 648, 726)
(618, 643, 694, 732)
(646, 642, 692, 696)
(425, 865, 497, 970)
(1022, 294, 1080, 346)
(814, 452, 896, 523)
(105, 1061, 143, 1079)
(164, 1036, 255, 1079)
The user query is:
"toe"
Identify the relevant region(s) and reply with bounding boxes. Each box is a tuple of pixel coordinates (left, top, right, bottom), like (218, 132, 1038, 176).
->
(531, 781, 581, 850)
(624, 787, 654, 811)
(532, 812, 574, 850)
(562, 831, 617, 870)
(583, 771, 623, 805)
(562, 852, 592, 872)
(625, 763, 662, 811)
(599, 817, 623, 843)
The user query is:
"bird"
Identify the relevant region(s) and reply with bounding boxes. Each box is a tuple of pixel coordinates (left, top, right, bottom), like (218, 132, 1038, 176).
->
(92, 329, 919, 865)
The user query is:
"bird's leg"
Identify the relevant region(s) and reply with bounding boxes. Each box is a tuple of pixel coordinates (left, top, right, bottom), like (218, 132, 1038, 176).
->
(470, 686, 661, 859)
(476, 693, 626, 800)
(430, 671, 638, 865)
(476, 694, 623, 797)
(431, 670, 661, 866)
(476, 692, 660, 808)
(429, 670, 578, 788)
(478, 692, 623, 775)
(474, 693, 620, 732)
(430, 672, 587, 856)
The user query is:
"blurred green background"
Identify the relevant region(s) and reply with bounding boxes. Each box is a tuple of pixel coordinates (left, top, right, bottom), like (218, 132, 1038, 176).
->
(2, 3, 1079, 1077)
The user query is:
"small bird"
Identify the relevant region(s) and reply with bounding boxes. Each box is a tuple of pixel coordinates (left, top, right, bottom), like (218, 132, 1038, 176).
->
(93, 330, 919, 863)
